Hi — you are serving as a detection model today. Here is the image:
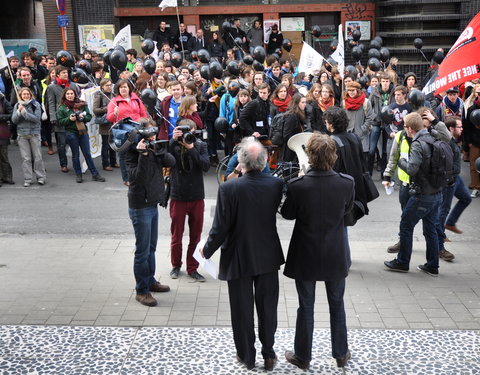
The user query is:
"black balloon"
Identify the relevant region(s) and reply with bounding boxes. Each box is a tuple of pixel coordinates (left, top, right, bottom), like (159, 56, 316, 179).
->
(379, 47, 390, 62)
(380, 105, 394, 124)
(274, 48, 283, 57)
(110, 50, 127, 71)
(143, 58, 156, 75)
(330, 39, 338, 52)
(369, 39, 381, 50)
(209, 61, 223, 79)
(141, 39, 155, 55)
(69, 68, 89, 84)
(312, 25, 321, 38)
(432, 50, 445, 65)
(114, 45, 125, 54)
(56, 50, 75, 68)
(234, 37, 243, 47)
(199, 64, 210, 81)
(282, 38, 293, 52)
(228, 81, 240, 97)
(358, 43, 366, 53)
(253, 46, 266, 63)
(227, 60, 240, 77)
(77, 59, 92, 75)
(368, 48, 381, 60)
(171, 52, 183, 68)
(187, 63, 196, 74)
(367, 57, 381, 72)
(271, 53, 280, 60)
(407, 89, 425, 110)
(103, 49, 113, 66)
(414, 38, 423, 50)
(327, 56, 337, 67)
(221, 21, 231, 33)
(252, 60, 264, 72)
(374, 36, 383, 46)
(345, 65, 357, 77)
(191, 50, 198, 61)
(140, 88, 157, 109)
(214, 117, 229, 133)
(197, 49, 210, 64)
(242, 54, 254, 65)
(469, 109, 480, 126)
(351, 46, 362, 61)
(352, 29, 362, 42)
(359, 75, 369, 88)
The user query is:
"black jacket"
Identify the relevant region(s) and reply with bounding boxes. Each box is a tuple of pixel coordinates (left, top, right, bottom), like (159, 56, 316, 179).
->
(154, 27, 173, 48)
(309, 101, 327, 133)
(281, 169, 354, 281)
(125, 148, 176, 209)
(0, 93, 13, 146)
(203, 171, 285, 281)
(279, 113, 304, 162)
(209, 41, 227, 61)
(188, 37, 209, 53)
(239, 97, 271, 136)
(173, 31, 192, 52)
(464, 103, 480, 148)
(169, 138, 210, 201)
(267, 31, 283, 54)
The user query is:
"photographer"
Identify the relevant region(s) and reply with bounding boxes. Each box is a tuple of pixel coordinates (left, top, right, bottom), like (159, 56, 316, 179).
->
(168, 119, 210, 282)
(125, 119, 175, 307)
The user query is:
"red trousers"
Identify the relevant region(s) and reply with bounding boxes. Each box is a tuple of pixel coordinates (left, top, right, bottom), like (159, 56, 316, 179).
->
(170, 199, 204, 274)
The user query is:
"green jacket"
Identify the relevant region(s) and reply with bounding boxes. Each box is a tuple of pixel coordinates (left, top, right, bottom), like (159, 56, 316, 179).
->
(57, 103, 92, 134)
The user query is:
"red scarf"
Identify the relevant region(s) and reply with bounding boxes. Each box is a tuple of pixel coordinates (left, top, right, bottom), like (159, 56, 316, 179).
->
(62, 98, 86, 111)
(55, 77, 70, 88)
(318, 96, 335, 112)
(344, 92, 366, 111)
(272, 95, 292, 112)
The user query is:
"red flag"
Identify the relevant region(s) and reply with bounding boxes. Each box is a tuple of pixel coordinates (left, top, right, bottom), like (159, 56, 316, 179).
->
(423, 12, 480, 95)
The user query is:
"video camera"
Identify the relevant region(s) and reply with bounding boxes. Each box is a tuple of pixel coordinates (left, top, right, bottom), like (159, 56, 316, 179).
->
(176, 125, 204, 145)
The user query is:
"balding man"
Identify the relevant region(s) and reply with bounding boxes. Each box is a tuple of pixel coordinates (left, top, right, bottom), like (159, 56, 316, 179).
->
(201, 137, 284, 371)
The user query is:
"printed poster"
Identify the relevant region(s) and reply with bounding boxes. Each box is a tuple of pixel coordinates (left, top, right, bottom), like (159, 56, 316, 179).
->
(78, 25, 115, 54)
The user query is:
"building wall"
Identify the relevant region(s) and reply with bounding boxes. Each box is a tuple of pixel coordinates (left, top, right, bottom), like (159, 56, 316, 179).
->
(0, 0, 46, 40)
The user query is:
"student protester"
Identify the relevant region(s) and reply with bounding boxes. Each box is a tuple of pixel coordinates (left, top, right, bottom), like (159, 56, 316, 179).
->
(311, 84, 335, 133)
(276, 94, 307, 162)
(176, 95, 204, 130)
(173, 23, 192, 57)
(155, 80, 184, 140)
(209, 32, 227, 65)
(270, 84, 292, 119)
(40, 67, 56, 155)
(0, 92, 14, 186)
(231, 89, 251, 144)
(267, 24, 283, 55)
(251, 72, 265, 100)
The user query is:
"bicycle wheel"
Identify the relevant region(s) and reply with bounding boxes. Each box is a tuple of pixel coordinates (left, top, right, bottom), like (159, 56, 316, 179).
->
(216, 155, 230, 184)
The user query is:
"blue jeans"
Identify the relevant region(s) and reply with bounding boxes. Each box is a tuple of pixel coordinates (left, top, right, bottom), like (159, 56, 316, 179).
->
(65, 132, 99, 176)
(397, 192, 442, 269)
(55, 131, 67, 168)
(368, 126, 382, 174)
(443, 177, 472, 227)
(294, 279, 348, 361)
(128, 205, 159, 294)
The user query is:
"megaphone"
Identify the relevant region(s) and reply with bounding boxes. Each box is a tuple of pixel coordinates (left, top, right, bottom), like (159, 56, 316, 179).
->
(287, 133, 313, 174)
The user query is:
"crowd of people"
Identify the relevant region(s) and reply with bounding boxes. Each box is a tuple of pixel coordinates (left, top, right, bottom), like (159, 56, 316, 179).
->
(0, 18, 479, 370)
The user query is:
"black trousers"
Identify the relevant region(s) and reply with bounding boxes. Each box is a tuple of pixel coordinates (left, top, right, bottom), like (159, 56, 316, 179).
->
(227, 271, 279, 367)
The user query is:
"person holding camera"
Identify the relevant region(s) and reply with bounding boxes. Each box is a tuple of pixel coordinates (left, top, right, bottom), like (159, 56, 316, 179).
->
(168, 118, 210, 282)
(57, 88, 105, 183)
(125, 119, 176, 307)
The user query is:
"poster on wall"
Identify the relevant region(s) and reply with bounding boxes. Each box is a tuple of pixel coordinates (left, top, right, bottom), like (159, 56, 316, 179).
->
(78, 25, 115, 54)
(263, 19, 280, 44)
(345, 21, 371, 41)
(281, 17, 305, 32)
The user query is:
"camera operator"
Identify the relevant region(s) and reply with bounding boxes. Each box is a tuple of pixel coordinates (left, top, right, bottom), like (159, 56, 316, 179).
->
(125, 119, 176, 307)
(168, 118, 210, 282)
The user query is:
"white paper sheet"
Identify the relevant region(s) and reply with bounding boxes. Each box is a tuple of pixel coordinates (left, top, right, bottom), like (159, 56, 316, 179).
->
(193, 239, 218, 280)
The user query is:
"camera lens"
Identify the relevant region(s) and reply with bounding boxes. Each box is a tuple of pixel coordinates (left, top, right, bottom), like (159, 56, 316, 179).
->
(184, 132, 196, 144)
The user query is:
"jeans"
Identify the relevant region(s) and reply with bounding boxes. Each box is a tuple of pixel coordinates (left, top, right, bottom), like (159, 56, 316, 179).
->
(55, 131, 68, 168)
(128, 205, 158, 294)
(294, 279, 348, 361)
(119, 150, 128, 182)
(65, 132, 99, 176)
(17, 134, 46, 183)
(41, 120, 53, 147)
(397, 192, 442, 269)
(368, 126, 384, 175)
(101, 134, 117, 168)
(206, 118, 220, 157)
(0, 144, 13, 182)
(438, 177, 472, 233)
(399, 184, 410, 211)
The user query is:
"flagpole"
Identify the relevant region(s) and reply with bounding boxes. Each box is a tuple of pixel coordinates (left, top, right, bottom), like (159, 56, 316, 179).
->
(175, 6, 185, 61)
(6, 62, 20, 102)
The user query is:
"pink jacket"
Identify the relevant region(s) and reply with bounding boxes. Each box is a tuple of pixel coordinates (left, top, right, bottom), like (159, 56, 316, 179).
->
(106, 92, 148, 124)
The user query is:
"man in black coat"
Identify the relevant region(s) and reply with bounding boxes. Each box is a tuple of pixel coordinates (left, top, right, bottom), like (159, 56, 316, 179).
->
(281, 133, 354, 370)
(238, 83, 271, 138)
(153, 21, 173, 49)
(201, 137, 284, 371)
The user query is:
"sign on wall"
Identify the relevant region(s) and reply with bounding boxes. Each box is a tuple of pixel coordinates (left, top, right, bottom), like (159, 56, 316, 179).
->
(78, 25, 115, 54)
(345, 21, 371, 41)
(263, 19, 280, 44)
(281, 17, 305, 32)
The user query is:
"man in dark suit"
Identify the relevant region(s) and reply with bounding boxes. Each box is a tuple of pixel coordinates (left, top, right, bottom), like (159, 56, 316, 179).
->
(200, 137, 284, 371)
(281, 133, 354, 370)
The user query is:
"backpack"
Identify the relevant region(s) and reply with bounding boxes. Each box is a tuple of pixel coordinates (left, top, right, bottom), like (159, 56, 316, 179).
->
(419, 135, 454, 188)
(269, 112, 287, 146)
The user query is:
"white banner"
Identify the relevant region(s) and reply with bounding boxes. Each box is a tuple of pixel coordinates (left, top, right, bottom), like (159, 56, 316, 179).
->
(298, 42, 324, 75)
(81, 87, 102, 159)
(159, 0, 177, 11)
(330, 24, 345, 79)
(0, 38, 8, 70)
(113, 25, 132, 50)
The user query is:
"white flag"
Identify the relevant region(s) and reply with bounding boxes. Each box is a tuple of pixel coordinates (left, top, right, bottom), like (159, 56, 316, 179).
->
(113, 25, 132, 50)
(298, 42, 324, 75)
(158, 0, 177, 11)
(0, 38, 8, 70)
(330, 24, 345, 79)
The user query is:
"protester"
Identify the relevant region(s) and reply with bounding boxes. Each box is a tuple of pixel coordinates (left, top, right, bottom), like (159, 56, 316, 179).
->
(176, 95, 204, 130)
(209, 32, 227, 65)
(267, 24, 283, 55)
(463, 84, 480, 197)
(270, 84, 292, 118)
(0, 92, 13, 186)
(277, 94, 307, 162)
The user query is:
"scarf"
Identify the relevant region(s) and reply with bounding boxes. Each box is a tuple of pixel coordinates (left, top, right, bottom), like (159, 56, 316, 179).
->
(55, 77, 70, 88)
(318, 96, 335, 112)
(62, 98, 86, 111)
(272, 95, 292, 113)
(444, 96, 461, 115)
(344, 92, 366, 111)
(210, 80, 222, 109)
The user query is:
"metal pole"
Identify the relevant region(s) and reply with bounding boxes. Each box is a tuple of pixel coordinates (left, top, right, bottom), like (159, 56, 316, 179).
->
(175, 6, 185, 61)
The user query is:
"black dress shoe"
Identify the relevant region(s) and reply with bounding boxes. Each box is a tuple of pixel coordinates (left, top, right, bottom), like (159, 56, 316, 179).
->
(336, 349, 351, 367)
(285, 351, 310, 370)
(264, 356, 277, 371)
(236, 355, 254, 370)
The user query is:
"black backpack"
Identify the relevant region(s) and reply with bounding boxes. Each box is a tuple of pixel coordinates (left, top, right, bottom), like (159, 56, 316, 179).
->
(269, 112, 287, 146)
(419, 135, 454, 188)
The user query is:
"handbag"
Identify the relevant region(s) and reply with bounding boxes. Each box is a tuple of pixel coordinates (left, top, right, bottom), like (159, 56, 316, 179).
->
(363, 171, 379, 202)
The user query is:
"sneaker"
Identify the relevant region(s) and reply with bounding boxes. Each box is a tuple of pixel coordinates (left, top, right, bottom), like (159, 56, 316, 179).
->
(384, 259, 409, 272)
(417, 264, 439, 277)
(444, 224, 463, 234)
(387, 241, 400, 253)
(92, 174, 106, 182)
(135, 293, 158, 307)
(471, 189, 479, 198)
(439, 248, 455, 261)
(188, 270, 206, 282)
(76, 174, 83, 183)
(170, 266, 180, 279)
(38, 179, 45, 186)
(150, 281, 170, 293)
(23, 182, 31, 187)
